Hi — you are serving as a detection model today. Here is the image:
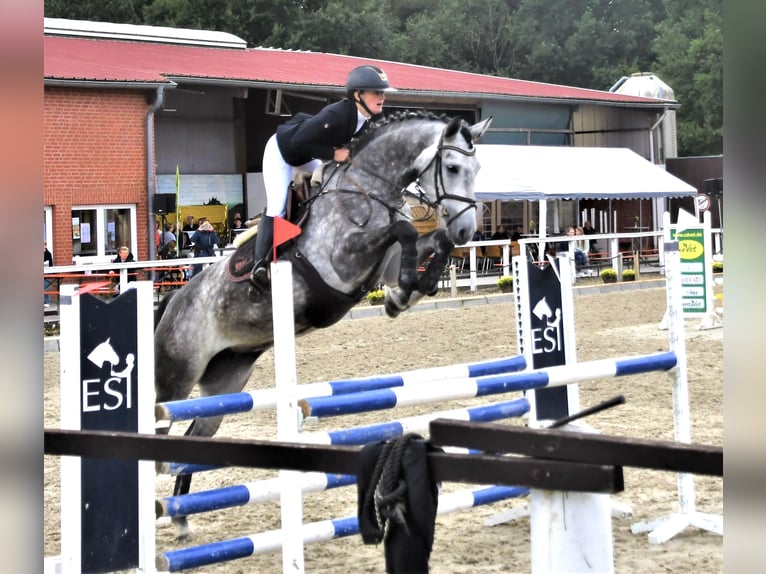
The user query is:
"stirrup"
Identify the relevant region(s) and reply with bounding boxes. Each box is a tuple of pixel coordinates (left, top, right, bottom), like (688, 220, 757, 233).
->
(249, 264, 270, 293)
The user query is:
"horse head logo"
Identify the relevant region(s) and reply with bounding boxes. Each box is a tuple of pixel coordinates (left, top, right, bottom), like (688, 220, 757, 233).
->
(87, 338, 119, 368)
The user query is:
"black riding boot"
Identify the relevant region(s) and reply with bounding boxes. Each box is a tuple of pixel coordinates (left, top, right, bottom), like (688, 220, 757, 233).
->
(249, 215, 274, 296)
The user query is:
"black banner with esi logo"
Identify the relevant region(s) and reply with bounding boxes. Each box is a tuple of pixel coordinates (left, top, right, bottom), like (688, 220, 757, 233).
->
(78, 290, 139, 573)
(526, 260, 569, 420)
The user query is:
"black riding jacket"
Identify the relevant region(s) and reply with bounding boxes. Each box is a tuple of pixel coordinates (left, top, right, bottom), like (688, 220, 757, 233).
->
(276, 98, 371, 166)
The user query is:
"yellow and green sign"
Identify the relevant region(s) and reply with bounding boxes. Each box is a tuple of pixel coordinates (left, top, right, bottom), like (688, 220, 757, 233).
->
(671, 227, 707, 313)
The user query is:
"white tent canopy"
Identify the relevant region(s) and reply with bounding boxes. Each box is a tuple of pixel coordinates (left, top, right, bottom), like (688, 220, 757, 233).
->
(473, 144, 697, 201)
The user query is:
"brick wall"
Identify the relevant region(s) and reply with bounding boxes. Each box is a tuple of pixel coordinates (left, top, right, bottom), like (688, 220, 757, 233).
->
(44, 88, 151, 264)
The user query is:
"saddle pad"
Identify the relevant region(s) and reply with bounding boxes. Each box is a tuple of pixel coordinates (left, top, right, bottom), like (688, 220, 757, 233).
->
(226, 234, 257, 282)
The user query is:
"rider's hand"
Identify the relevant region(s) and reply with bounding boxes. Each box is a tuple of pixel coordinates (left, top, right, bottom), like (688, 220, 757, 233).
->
(333, 148, 350, 163)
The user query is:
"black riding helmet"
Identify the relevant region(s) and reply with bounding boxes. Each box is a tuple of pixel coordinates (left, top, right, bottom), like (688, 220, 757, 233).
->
(345, 65, 396, 95)
(346, 65, 396, 118)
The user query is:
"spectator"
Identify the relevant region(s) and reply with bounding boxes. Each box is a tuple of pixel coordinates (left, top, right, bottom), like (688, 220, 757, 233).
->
(229, 214, 246, 243)
(190, 221, 221, 277)
(109, 246, 137, 292)
(510, 225, 523, 242)
(154, 220, 161, 251)
(162, 223, 177, 251)
(583, 220, 598, 252)
(159, 238, 178, 260)
(490, 225, 509, 240)
(181, 215, 198, 251)
(44, 242, 53, 308)
(471, 229, 486, 256)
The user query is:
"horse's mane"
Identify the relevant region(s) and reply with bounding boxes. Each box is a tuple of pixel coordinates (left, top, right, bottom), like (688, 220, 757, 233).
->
(349, 110, 451, 155)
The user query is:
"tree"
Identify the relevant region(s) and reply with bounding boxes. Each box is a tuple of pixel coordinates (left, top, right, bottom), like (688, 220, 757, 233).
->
(653, 0, 722, 155)
(44, 0, 142, 23)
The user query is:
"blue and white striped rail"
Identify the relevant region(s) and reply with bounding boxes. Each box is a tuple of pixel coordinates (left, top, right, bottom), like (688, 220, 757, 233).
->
(159, 397, 529, 479)
(301, 352, 678, 418)
(158, 472, 356, 518)
(157, 397, 530, 514)
(157, 485, 528, 572)
(155, 354, 526, 423)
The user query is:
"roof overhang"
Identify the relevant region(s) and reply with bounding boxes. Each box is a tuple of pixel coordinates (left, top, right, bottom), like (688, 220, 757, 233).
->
(473, 144, 697, 201)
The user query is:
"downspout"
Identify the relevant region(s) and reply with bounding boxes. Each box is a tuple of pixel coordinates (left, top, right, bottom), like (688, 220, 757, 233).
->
(147, 85, 165, 262)
(648, 110, 669, 239)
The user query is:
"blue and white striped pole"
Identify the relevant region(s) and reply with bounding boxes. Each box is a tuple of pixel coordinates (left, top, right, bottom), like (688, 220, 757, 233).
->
(157, 485, 528, 572)
(300, 352, 677, 419)
(157, 397, 529, 516)
(155, 354, 526, 423)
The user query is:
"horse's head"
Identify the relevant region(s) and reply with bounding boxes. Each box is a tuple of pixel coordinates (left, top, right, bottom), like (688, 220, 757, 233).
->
(407, 115, 492, 245)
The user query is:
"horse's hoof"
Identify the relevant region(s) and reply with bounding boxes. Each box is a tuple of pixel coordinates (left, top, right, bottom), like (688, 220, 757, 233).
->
(173, 520, 195, 540)
(384, 298, 402, 318)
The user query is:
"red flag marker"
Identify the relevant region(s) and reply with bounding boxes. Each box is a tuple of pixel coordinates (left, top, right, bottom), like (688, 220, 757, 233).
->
(272, 217, 302, 261)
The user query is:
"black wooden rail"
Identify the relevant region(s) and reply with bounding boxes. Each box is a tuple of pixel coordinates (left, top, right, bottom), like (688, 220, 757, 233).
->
(428, 419, 723, 477)
(44, 428, 624, 494)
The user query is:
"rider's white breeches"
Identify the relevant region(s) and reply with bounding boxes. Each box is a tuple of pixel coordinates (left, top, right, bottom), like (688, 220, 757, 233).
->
(262, 134, 321, 217)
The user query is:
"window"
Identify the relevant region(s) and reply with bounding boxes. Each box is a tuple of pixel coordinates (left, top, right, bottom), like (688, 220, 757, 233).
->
(71, 204, 137, 261)
(44, 207, 53, 251)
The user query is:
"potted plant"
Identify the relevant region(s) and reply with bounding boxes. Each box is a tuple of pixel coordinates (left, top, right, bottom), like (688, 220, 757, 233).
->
(496, 275, 514, 293)
(600, 268, 618, 284)
(622, 269, 635, 281)
(366, 289, 385, 305)
(712, 261, 723, 274)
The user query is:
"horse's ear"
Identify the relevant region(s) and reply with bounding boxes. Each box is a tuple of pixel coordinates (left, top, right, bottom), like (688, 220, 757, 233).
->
(444, 116, 462, 139)
(469, 116, 493, 142)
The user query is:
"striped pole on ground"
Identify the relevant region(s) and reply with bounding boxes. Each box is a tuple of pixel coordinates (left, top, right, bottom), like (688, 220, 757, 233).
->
(155, 355, 526, 423)
(157, 485, 528, 572)
(300, 352, 677, 419)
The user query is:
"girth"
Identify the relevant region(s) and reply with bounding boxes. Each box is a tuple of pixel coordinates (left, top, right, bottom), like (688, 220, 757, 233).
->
(290, 250, 379, 329)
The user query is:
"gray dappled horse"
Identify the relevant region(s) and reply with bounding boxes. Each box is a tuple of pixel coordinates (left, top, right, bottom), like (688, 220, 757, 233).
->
(154, 111, 492, 537)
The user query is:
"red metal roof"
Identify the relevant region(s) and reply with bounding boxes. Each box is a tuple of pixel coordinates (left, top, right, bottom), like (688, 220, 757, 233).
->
(44, 36, 669, 106)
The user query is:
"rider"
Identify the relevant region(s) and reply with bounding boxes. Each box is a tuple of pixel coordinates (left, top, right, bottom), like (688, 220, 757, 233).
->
(250, 64, 396, 295)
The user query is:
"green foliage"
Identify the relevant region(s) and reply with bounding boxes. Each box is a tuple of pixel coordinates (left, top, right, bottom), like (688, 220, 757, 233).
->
(622, 269, 635, 281)
(366, 289, 385, 304)
(712, 261, 723, 273)
(600, 268, 618, 283)
(496, 275, 514, 290)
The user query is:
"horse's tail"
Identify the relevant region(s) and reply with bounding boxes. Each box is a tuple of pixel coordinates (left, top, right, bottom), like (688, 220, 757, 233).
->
(154, 289, 177, 330)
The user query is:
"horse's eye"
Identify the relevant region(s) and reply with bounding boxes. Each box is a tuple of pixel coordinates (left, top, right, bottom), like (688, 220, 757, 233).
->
(446, 165, 459, 174)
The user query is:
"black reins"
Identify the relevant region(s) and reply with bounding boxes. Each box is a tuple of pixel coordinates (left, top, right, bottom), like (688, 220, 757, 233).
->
(312, 123, 479, 227)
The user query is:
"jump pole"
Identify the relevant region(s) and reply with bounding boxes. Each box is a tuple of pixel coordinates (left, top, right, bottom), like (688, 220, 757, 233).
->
(155, 354, 527, 423)
(157, 397, 530, 519)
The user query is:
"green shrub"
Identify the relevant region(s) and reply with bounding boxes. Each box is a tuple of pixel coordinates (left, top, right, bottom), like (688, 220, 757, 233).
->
(622, 269, 635, 281)
(366, 289, 385, 304)
(600, 268, 618, 283)
(712, 261, 723, 273)
(496, 275, 514, 291)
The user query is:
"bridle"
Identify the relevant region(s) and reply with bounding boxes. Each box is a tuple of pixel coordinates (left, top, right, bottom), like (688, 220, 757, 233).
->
(404, 131, 478, 228)
(326, 123, 479, 227)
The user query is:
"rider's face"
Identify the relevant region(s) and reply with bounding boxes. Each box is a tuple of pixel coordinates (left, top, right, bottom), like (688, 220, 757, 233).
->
(357, 90, 386, 116)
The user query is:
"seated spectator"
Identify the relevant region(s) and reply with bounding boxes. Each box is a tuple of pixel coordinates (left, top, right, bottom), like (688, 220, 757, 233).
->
(159, 238, 178, 260)
(109, 246, 138, 291)
(490, 225, 509, 240)
(471, 229, 486, 256)
(229, 215, 246, 242)
(510, 225, 523, 242)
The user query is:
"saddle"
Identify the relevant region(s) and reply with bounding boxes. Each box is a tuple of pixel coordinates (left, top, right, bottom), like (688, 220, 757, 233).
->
(226, 170, 320, 283)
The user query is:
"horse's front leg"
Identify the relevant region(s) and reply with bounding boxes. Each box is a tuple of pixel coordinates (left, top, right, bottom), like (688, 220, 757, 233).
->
(383, 229, 453, 318)
(389, 219, 420, 293)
